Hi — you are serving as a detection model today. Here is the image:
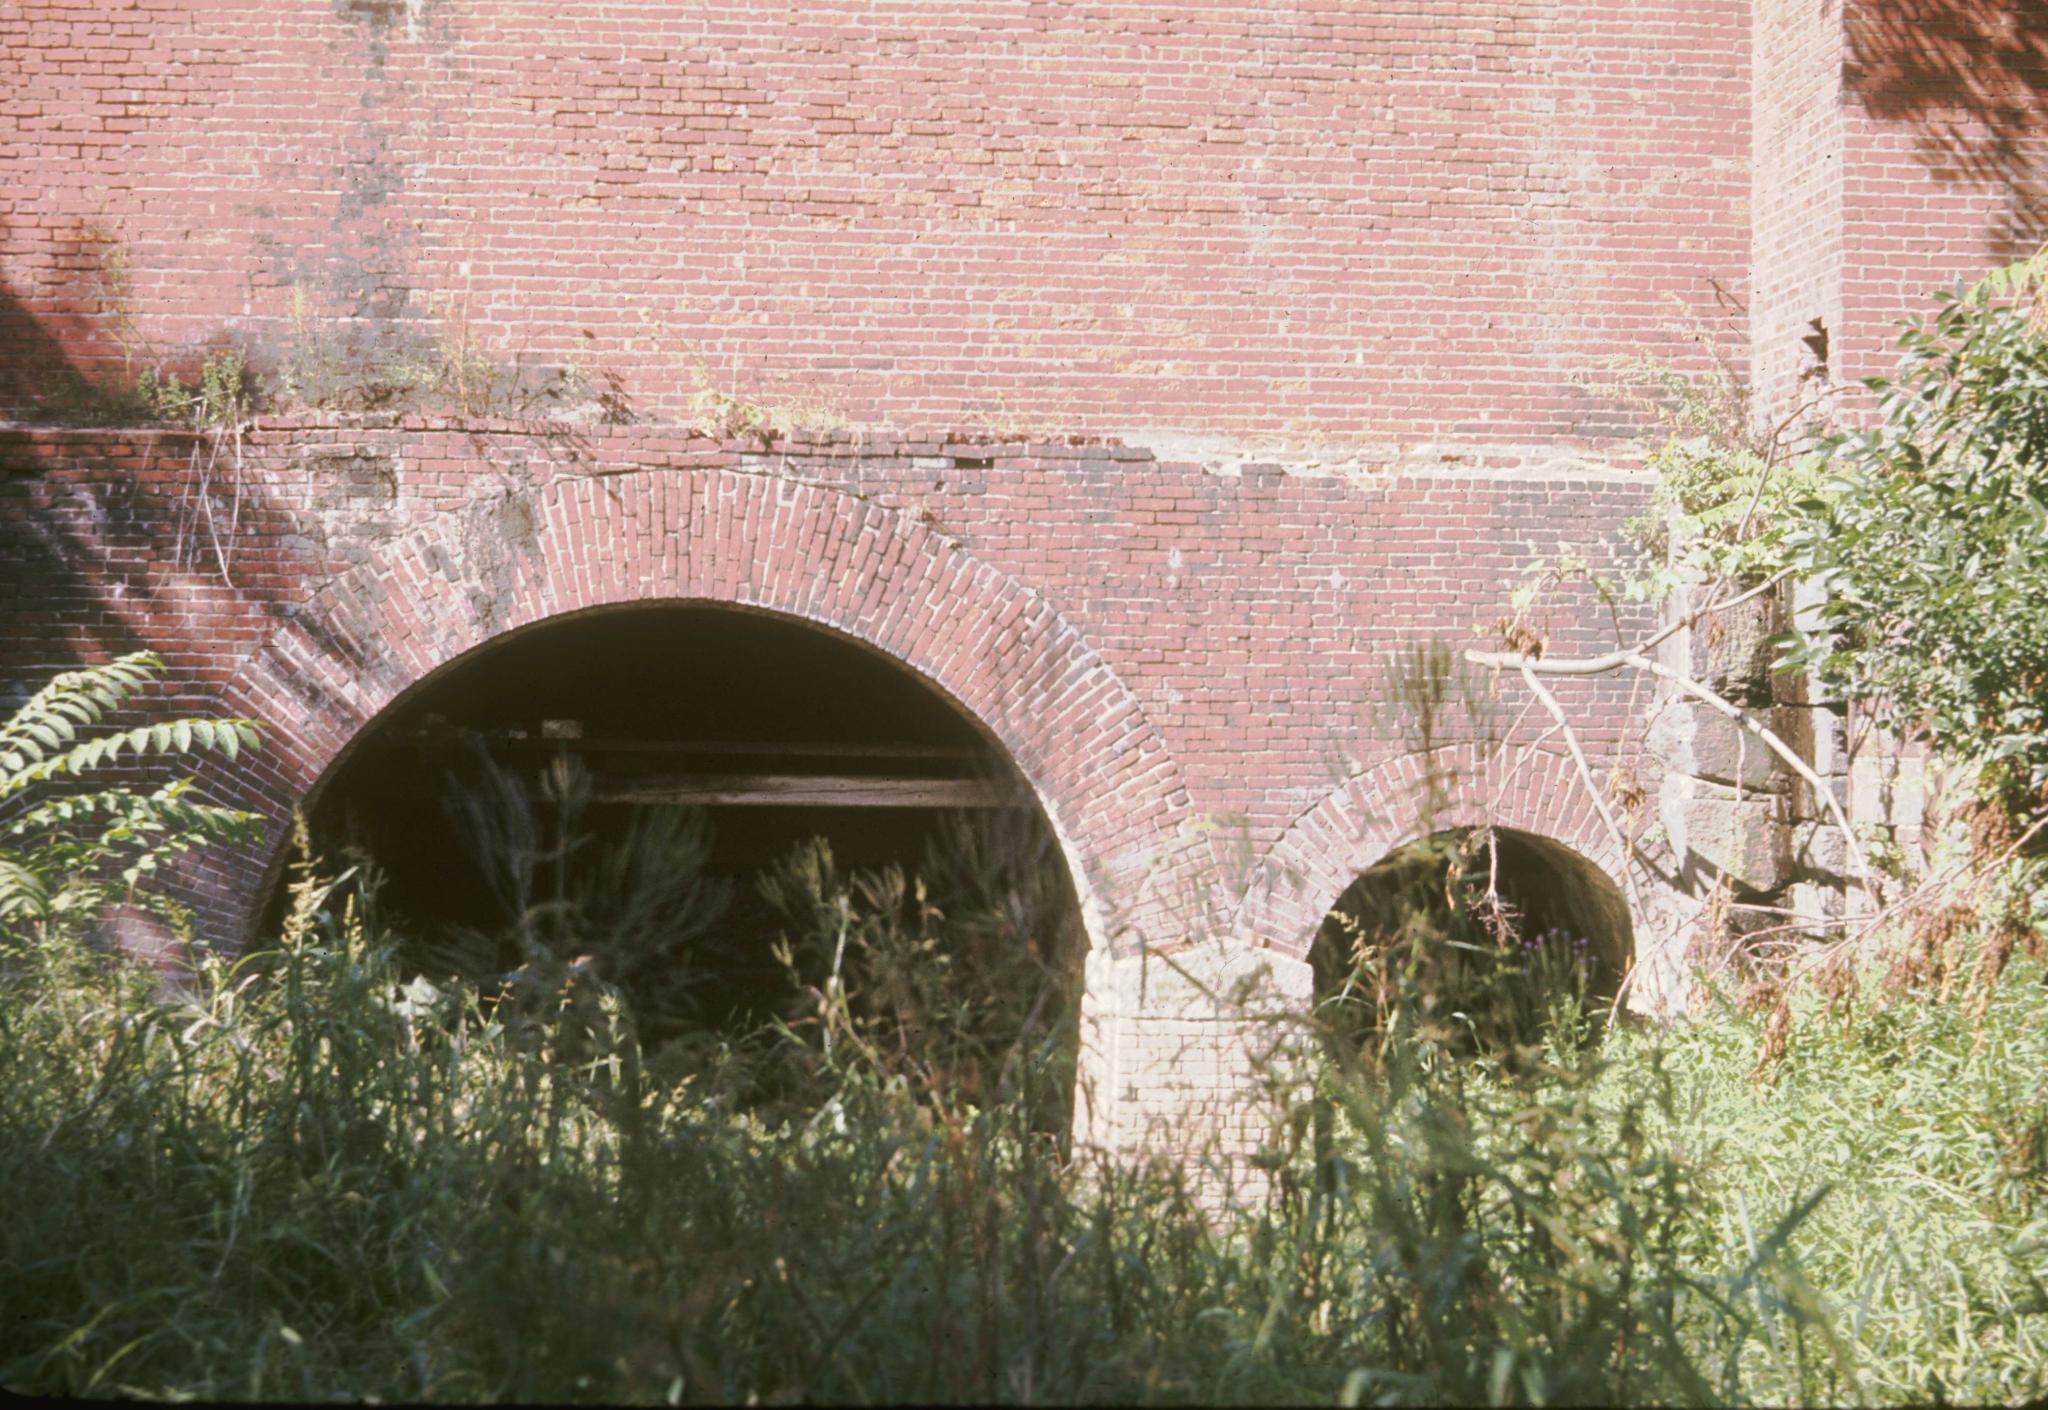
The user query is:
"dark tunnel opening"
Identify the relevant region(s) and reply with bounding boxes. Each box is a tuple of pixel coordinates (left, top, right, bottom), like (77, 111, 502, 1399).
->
(287, 603, 1087, 1130)
(1310, 826, 1633, 1062)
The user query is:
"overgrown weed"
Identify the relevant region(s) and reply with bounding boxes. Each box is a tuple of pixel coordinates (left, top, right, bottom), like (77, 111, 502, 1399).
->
(4, 820, 2045, 1402)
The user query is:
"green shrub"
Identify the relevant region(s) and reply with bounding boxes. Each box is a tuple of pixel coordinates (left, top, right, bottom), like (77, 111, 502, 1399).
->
(8, 651, 2039, 1403)
(1, 651, 262, 938)
(0, 832, 1868, 1405)
(1785, 255, 2048, 820)
(1593, 900, 2048, 1405)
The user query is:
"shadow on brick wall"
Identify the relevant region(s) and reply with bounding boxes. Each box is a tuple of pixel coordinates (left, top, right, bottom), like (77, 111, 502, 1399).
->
(0, 281, 89, 423)
(1846, 0, 2048, 255)
(0, 204, 140, 421)
(1, 272, 151, 694)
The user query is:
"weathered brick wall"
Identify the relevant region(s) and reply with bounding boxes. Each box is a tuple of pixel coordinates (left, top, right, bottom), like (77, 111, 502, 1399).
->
(7, 2, 2046, 1164)
(3, 0, 1749, 441)
(1751, 0, 1845, 414)
(1839, 0, 2048, 388)
(0, 419, 1654, 920)
(0, 420, 1654, 1161)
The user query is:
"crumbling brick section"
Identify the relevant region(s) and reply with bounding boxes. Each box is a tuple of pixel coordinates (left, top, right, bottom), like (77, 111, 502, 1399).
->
(3, 418, 1656, 1160)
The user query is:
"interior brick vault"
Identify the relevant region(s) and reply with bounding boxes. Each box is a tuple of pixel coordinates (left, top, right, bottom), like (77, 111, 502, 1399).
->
(3, 1, 2043, 1162)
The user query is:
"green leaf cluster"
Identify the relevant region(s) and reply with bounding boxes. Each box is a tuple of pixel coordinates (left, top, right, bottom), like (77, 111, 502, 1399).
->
(0, 652, 263, 931)
(1615, 254, 2048, 823)
(1626, 439, 1824, 604)
(1785, 254, 2048, 812)
(136, 347, 254, 429)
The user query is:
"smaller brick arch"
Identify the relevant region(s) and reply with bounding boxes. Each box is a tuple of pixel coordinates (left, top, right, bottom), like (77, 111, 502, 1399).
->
(201, 468, 1213, 955)
(1232, 740, 1634, 958)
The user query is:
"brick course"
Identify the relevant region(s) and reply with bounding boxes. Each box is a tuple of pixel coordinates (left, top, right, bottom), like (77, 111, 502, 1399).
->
(4, 1, 2042, 1161)
(3, 0, 1750, 439)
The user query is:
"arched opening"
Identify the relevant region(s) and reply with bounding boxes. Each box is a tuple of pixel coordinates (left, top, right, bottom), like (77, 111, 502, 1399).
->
(285, 602, 1087, 1134)
(1309, 826, 1632, 1063)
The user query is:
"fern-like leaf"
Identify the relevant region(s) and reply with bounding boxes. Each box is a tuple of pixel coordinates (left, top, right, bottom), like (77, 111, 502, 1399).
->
(1, 717, 263, 801)
(0, 651, 158, 754)
(1, 654, 268, 940)
(0, 855, 53, 922)
(0, 652, 159, 773)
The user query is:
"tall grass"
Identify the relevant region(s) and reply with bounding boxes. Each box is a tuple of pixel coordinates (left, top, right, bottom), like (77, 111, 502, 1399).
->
(3, 819, 2044, 1403)
(1591, 929, 2048, 1404)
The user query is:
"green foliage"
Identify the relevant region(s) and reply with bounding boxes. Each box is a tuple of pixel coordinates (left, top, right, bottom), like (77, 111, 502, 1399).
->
(1595, 336, 1808, 603)
(416, 747, 735, 1045)
(1600, 899, 2048, 1405)
(1598, 345, 1754, 454)
(0, 825, 1933, 1406)
(1783, 254, 2048, 812)
(4, 663, 2041, 1404)
(137, 347, 255, 429)
(405, 747, 1078, 1125)
(1625, 438, 1825, 604)
(686, 361, 850, 442)
(758, 813, 1083, 1130)
(1597, 256, 2048, 824)
(271, 285, 627, 422)
(690, 380, 771, 440)
(1290, 1048, 1850, 1407)
(0, 653, 262, 931)
(1312, 831, 1605, 1069)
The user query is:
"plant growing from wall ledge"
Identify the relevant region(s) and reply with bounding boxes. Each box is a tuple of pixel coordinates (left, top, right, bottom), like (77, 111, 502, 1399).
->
(272, 286, 629, 423)
(685, 360, 851, 444)
(1786, 254, 2048, 827)
(136, 347, 258, 585)
(0, 652, 263, 942)
(1478, 256, 2048, 1022)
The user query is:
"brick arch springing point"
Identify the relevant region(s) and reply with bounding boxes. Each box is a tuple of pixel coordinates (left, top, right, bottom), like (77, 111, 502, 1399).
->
(207, 469, 1210, 955)
(1233, 740, 1636, 959)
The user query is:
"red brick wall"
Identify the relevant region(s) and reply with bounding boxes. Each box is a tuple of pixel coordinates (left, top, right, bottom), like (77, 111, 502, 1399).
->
(0, 421, 1654, 955)
(1749, 0, 2048, 419)
(1751, 0, 1844, 416)
(2, 0, 1749, 441)
(1837, 0, 2048, 388)
(13, 4, 2044, 1157)
(7, 6, 2046, 943)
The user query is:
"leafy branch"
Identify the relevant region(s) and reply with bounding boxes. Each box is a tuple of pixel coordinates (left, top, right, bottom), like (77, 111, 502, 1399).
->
(1470, 383, 1873, 981)
(0, 653, 263, 930)
(1790, 249, 2048, 819)
(1478, 252, 2048, 980)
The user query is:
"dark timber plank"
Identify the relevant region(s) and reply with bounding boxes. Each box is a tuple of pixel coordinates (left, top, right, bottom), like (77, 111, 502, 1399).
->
(379, 735, 985, 762)
(591, 773, 1015, 808)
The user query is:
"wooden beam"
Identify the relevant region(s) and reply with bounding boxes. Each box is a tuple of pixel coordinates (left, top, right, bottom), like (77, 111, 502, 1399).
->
(552, 739, 985, 761)
(380, 734, 987, 763)
(591, 773, 1018, 809)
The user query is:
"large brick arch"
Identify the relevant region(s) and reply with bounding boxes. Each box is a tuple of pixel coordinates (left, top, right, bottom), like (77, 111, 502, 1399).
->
(205, 468, 1210, 955)
(1232, 741, 1633, 959)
